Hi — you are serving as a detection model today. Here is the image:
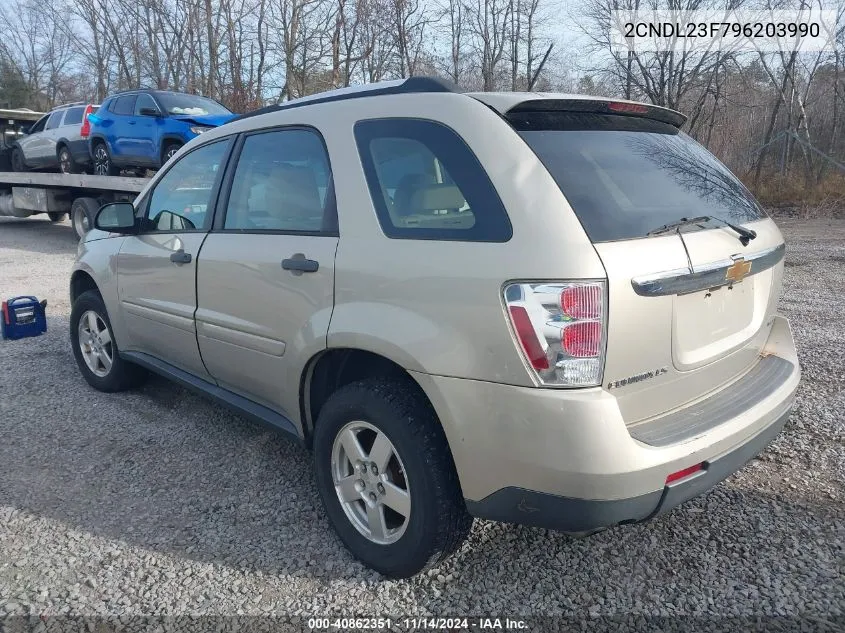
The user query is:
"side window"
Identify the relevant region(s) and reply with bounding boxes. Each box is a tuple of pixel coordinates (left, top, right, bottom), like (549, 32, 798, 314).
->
(112, 95, 137, 116)
(28, 116, 48, 134)
(142, 139, 231, 233)
(62, 107, 85, 126)
(354, 118, 512, 242)
(223, 128, 335, 233)
(135, 94, 160, 116)
(45, 111, 63, 130)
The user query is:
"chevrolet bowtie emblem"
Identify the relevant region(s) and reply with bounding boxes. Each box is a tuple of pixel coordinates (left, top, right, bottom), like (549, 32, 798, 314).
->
(725, 257, 752, 283)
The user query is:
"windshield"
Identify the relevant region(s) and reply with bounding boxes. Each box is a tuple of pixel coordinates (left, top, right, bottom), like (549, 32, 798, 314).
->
(156, 93, 231, 116)
(512, 112, 766, 242)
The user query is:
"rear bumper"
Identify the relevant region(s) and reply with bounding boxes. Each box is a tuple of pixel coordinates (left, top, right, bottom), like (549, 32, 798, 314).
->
(464, 404, 790, 532)
(411, 315, 799, 531)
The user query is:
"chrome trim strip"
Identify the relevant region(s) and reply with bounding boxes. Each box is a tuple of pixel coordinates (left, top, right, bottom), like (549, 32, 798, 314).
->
(631, 243, 785, 297)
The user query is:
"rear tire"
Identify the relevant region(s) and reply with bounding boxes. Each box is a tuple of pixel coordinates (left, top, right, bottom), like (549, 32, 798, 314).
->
(47, 212, 66, 222)
(313, 378, 472, 578)
(92, 142, 119, 176)
(11, 147, 25, 172)
(70, 290, 147, 392)
(71, 197, 99, 240)
(58, 145, 81, 174)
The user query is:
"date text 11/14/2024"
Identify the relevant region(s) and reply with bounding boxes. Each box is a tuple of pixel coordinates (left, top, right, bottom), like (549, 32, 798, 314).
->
(307, 617, 529, 630)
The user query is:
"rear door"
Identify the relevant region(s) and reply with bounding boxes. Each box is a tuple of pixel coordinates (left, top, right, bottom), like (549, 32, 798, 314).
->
(117, 137, 232, 377)
(108, 94, 138, 161)
(195, 127, 338, 416)
(510, 105, 784, 423)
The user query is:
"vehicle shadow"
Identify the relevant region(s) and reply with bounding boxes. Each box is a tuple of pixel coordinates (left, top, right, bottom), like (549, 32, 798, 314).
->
(0, 216, 79, 254)
(0, 317, 842, 615)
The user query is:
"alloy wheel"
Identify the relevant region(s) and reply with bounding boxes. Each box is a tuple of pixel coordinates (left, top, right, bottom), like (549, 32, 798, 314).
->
(59, 148, 72, 174)
(77, 310, 113, 377)
(93, 146, 110, 176)
(331, 421, 411, 545)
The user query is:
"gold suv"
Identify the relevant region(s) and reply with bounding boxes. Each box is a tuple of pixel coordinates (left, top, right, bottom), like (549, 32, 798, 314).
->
(70, 78, 800, 578)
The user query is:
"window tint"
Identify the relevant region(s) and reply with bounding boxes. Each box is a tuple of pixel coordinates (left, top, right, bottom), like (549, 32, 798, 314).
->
(45, 111, 63, 130)
(511, 112, 766, 242)
(143, 139, 230, 233)
(28, 116, 48, 134)
(62, 107, 85, 126)
(354, 119, 511, 242)
(112, 95, 137, 116)
(223, 128, 335, 233)
(135, 94, 159, 116)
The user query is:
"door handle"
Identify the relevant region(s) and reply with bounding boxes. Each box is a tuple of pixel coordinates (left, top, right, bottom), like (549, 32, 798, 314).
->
(170, 249, 192, 264)
(282, 253, 319, 275)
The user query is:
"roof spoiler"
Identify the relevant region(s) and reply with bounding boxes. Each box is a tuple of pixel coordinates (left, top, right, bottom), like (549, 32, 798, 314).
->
(508, 99, 687, 128)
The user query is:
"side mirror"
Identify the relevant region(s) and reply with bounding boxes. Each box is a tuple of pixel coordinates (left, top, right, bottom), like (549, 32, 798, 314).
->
(95, 202, 136, 233)
(139, 107, 162, 117)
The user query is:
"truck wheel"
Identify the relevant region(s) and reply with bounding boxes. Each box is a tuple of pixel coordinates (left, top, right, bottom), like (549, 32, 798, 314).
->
(71, 197, 99, 240)
(47, 212, 66, 222)
(161, 142, 182, 167)
(70, 290, 147, 392)
(313, 378, 472, 578)
(58, 145, 81, 174)
(11, 148, 25, 172)
(92, 142, 119, 176)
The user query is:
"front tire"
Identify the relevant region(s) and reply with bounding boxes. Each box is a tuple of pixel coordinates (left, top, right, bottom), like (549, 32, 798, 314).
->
(313, 378, 472, 578)
(92, 142, 119, 176)
(70, 290, 146, 392)
(161, 142, 182, 167)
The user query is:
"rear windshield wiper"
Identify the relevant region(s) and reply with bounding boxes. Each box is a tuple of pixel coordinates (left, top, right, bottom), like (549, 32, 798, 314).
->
(647, 215, 757, 246)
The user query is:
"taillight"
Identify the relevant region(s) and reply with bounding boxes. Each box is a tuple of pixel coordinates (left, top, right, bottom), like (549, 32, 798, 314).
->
(560, 285, 601, 319)
(504, 281, 606, 387)
(80, 104, 94, 138)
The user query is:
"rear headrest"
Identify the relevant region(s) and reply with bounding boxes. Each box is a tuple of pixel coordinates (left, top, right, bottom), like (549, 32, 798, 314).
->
(409, 184, 465, 212)
(267, 163, 322, 213)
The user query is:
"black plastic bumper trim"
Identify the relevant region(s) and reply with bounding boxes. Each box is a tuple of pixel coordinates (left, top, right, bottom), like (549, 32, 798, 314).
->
(465, 406, 791, 533)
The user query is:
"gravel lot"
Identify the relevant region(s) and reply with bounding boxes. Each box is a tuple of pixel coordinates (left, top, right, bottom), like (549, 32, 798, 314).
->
(0, 215, 842, 629)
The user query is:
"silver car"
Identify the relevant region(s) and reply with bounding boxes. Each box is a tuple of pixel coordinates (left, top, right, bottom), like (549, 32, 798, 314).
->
(69, 78, 800, 578)
(12, 103, 98, 174)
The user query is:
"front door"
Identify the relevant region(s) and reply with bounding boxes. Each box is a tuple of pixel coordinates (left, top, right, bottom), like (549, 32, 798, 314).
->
(195, 127, 338, 415)
(117, 137, 232, 377)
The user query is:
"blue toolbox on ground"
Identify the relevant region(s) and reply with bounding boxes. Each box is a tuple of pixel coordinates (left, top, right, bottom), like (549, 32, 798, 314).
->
(1, 296, 48, 340)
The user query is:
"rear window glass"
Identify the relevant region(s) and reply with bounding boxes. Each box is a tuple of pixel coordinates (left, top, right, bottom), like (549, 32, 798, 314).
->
(354, 118, 512, 242)
(62, 107, 85, 125)
(511, 112, 766, 243)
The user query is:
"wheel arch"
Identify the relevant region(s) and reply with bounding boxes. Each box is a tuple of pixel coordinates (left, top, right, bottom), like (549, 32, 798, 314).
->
(159, 135, 185, 164)
(70, 269, 100, 305)
(300, 348, 438, 447)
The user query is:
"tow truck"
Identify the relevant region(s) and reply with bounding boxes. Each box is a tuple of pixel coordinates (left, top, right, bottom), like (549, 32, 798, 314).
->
(0, 171, 148, 239)
(0, 108, 149, 240)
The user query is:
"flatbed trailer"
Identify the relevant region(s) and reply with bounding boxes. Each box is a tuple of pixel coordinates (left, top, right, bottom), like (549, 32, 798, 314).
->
(0, 172, 149, 239)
